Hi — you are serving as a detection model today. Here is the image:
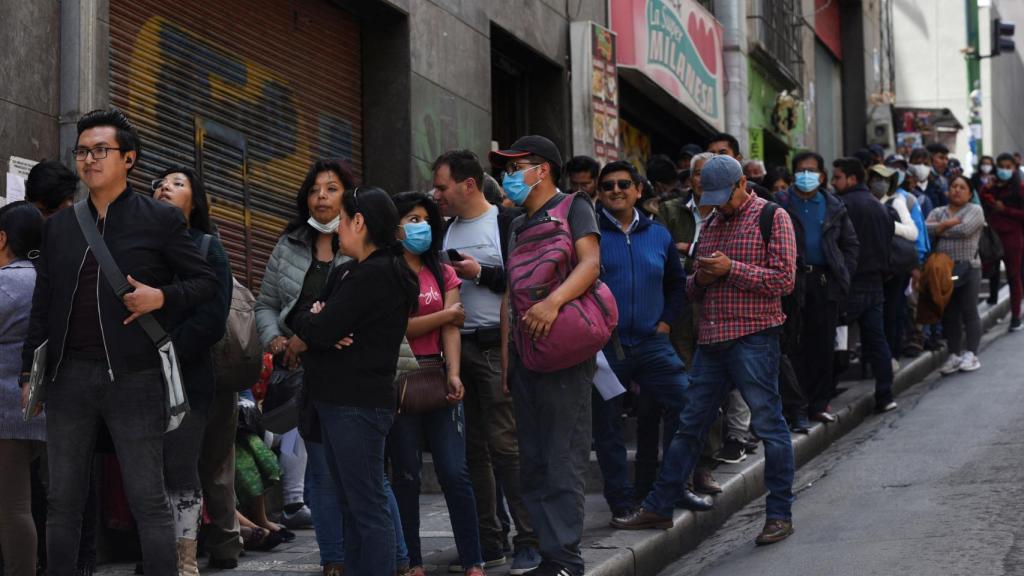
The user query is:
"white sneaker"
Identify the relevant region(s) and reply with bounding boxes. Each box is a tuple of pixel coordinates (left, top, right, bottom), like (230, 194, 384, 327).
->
(891, 358, 900, 373)
(959, 352, 981, 372)
(940, 354, 962, 375)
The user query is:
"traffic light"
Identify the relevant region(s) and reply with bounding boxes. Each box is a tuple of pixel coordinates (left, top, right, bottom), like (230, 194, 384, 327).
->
(992, 18, 1015, 56)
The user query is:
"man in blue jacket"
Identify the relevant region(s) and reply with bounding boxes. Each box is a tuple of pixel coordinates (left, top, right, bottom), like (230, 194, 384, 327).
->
(590, 160, 713, 521)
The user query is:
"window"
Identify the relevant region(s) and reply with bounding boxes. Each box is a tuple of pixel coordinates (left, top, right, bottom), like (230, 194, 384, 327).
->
(749, 0, 803, 89)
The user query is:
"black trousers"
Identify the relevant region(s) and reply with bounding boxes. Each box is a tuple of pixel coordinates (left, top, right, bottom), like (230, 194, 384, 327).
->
(791, 271, 839, 414)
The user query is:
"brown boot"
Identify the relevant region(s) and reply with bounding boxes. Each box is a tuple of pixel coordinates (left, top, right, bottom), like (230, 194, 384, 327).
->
(176, 538, 199, 576)
(755, 519, 794, 545)
(324, 562, 345, 576)
(693, 466, 723, 494)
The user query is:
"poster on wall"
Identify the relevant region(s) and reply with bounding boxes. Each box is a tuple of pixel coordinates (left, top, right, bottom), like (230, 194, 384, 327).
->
(4, 156, 37, 206)
(571, 22, 620, 165)
(611, 0, 726, 132)
(620, 118, 652, 174)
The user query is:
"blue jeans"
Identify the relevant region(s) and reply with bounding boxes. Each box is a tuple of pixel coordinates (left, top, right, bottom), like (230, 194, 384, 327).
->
(388, 402, 482, 568)
(316, 403, 398, 576)
(593, 334, 688, 513)
(845, 289, 894, 405)
(305, 441, 408, 566)
(641, 328, 795, 520)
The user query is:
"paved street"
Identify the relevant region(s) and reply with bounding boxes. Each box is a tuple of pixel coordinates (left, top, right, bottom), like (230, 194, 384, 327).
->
(659, 326, 1024, 576)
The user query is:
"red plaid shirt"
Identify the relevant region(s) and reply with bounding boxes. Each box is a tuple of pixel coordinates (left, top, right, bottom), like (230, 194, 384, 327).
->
(686, 194, 797, 344)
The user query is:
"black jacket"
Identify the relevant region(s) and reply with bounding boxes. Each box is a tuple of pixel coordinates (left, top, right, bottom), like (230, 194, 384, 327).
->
(443, 205, 523, 293)
(293, 249, 414, 409)
(776, 188, 860, 301)
(22, 187, 219, 380)
(169, 229, 232, 412)
(838, 184, 893, 291)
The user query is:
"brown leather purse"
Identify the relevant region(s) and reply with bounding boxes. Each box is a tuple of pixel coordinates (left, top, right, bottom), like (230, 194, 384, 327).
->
(395, 356, 449, 414)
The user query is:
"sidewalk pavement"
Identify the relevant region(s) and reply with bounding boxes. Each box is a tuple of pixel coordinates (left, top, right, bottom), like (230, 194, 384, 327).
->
(95, 290, 1012, 576)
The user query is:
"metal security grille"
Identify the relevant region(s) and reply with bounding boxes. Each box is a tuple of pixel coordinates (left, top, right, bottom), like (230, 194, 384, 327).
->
(109, 0, 362, 292)
(749, 0, 803, 89)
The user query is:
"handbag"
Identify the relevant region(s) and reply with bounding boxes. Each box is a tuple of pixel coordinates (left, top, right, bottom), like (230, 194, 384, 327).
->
(74, 201, 189, 433)
(978, 224, 1004, 264)
(395, 355, 448, 414)
(261, 366, 303, 434)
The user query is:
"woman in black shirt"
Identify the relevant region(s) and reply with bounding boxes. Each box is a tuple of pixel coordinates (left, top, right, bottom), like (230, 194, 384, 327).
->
(289, 186, 418, 576)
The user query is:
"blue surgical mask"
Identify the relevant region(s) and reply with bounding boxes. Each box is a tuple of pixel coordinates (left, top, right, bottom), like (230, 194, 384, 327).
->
(401, 221, 432, 255)
(502, 164, 542, 206)
(794, 171, 820, 193)
(997, 168, 1014, 182)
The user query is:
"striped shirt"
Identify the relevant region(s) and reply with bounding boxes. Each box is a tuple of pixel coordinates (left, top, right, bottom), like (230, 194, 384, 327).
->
(926, 203, 986, 268)
(686, 195, 797, 344)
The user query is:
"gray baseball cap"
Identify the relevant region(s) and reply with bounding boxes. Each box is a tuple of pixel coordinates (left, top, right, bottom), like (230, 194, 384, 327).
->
(699, 155, 743, 206)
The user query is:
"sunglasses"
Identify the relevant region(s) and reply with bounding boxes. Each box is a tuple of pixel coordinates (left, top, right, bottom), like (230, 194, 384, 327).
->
(599, 179, 635, 192)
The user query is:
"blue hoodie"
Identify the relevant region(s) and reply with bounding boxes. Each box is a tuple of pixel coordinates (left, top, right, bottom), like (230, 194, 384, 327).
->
(598, 207, 686, 346)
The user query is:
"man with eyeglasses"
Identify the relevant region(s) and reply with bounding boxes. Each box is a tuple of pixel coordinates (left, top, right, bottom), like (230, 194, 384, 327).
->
(564, 156, 601, 203)
(589, 160, 713, 523)
(20, 108, 218, 576)
(612, 155, 798, 547)
(491, 135, 601, 576)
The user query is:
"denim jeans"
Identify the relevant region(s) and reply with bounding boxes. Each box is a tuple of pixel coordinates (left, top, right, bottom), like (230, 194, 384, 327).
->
(388, 402, 482, 568)
(316, 402, 397, 576)
(305, 440, 408, 567)
(510, 354, 595, 575)
(46, 358, 176, 576)
(844, 289, 895, 405)
(594, 334, 688, 513)
(641, 328, 795, 521)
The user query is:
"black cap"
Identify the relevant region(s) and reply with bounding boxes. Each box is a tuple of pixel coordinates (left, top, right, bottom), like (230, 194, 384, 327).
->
(678, 143, 702, 159)
(489, 135, 563, 170)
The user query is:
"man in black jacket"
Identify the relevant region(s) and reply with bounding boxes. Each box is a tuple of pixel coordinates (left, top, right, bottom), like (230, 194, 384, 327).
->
(832, 157, 898, 412)
(434, 150, 539, 572)
(776, 152, 860, 426)
(20, 109, 218, 576)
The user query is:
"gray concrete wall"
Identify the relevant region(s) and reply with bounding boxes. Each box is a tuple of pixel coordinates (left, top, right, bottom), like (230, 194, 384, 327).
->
(0, 0, 61, 186)
(406, 0, 607, 188)
(981, 0, 1024, 157)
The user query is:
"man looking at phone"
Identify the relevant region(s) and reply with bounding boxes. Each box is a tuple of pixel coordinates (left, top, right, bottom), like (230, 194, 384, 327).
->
(613, 155, 798, 546)
(433, 150, 539, 573)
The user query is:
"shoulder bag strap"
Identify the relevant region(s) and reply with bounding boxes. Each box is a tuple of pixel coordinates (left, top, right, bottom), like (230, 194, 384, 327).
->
(200, 233, 213, 260)
(73, 200, 170, 346)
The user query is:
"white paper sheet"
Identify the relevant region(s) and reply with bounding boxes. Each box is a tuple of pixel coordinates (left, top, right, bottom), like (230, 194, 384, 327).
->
(5, 173, 25, 203)
(593, 350, 626, 401)
(835, 325, 848, 351)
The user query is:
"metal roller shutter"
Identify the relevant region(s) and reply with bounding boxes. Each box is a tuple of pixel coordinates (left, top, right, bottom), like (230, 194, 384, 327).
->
(109, 0, 362, 291)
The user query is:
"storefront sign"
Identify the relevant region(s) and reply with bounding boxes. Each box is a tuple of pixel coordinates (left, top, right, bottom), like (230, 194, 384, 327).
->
(612, 0, 725, 131)
(570, 22, 620, 165)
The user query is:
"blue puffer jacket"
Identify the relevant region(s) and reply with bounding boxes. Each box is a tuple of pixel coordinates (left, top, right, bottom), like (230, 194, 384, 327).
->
(597, 207, 686, 346)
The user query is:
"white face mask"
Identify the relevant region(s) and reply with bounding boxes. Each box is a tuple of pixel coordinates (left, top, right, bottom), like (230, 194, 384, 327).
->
(308, 215, 339, 235)
(980, 164, 993, 174)
(910, 164, 931, 182)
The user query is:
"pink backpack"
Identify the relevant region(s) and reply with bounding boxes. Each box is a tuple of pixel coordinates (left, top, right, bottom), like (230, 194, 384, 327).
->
(508, 193, 618, 373)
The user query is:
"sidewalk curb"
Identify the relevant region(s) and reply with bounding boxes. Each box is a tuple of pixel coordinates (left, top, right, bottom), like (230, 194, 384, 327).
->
(584, 293, 1011, 576)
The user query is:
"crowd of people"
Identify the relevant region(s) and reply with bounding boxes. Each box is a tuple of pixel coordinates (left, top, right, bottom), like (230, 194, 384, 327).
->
(0, 107, 1019, 576)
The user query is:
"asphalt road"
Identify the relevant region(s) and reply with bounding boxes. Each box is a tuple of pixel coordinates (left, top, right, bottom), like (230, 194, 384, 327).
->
(660, 327, 1024, 576)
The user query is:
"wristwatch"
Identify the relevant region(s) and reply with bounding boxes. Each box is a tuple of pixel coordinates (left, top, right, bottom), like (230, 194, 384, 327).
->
(473, 266, 484, 285)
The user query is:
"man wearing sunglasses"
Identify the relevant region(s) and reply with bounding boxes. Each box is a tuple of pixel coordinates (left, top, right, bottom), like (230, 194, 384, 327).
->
(590, 161, 713, 523)
(20, 108, 218, 575)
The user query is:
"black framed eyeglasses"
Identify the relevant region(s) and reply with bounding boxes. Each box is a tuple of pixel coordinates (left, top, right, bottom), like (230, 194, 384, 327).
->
(599, 179, 635, 192)
(71, 146, 122, 161)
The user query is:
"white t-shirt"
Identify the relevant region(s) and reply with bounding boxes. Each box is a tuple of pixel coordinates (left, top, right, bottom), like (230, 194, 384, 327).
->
(444, 206, 503, 331)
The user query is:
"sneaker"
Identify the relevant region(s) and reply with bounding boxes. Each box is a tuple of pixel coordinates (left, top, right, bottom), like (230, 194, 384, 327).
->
(450, 554, 506, 573)
(715, 439, 746, 464)
(940, 354, 962, 375)
(281, 504, 313, 529)
(509, 547, 541, 575)
(464, 568, 486, 576)
(959, 351, 981, 372)
(521, 564, 573, 576)
(891, 358, 900, 373)
(1011, 318, 1023, 332)
(876, 400, 898, 413)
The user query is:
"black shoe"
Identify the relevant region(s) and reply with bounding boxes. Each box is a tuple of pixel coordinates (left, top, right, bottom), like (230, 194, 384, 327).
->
(677, 488, 714, 511)
(987, 294, 999, 306)
(716, 439, 746, 464)
(788, 412, 811, 434)
(1011, 318, 1023, 332)
(523, 562, 573, 576)
(209, 557, 239, 570)
(875, 400, 898, 413)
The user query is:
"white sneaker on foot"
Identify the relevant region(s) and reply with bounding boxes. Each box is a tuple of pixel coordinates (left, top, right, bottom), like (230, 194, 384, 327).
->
(940, 354, 962, 375)
(959, 351, 981, 372)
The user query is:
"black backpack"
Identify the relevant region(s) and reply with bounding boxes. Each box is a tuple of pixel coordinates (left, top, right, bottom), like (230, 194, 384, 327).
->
(759, 202, 805, 353)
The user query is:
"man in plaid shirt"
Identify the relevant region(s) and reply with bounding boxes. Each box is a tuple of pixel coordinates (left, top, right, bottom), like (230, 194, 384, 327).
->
(612, 155, 798, 546)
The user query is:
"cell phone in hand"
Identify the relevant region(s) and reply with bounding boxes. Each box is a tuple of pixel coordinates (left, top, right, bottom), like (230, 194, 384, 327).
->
(447, 249, 465, 262)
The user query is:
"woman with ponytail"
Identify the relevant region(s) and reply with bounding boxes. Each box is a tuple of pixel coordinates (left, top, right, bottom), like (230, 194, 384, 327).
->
(0, 201, 45, 576)
(288, 186, 418, 576)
